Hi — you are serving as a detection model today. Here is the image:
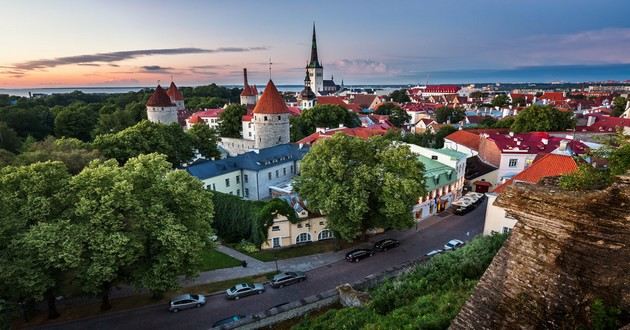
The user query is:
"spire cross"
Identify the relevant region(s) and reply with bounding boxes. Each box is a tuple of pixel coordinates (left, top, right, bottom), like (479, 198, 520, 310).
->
(268, 57, 273, 80)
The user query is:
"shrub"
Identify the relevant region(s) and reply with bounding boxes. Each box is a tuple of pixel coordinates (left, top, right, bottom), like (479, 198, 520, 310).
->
(236, 240, 259, 253)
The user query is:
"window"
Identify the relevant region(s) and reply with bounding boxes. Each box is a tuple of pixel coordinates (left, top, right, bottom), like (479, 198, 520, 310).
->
(297, 224, 303, 228)
(271, 226, 280, 232)
(268, 172, 272, 180)
(225, 178, 230, 187)
(291, 165, 294, 173)
(272, 237, 281, 248)
(508, 159, 518, 167)
(319, 221, 325, 226)
(277, 116, 281, 120)
(283, 168, 286, 176)
(245, 188, 249, 197)
(305, 223, 310, 228)
(502, 226, 512, 234)
(244, 174, 248, 183)
(275, 170, 279, 178)
(236, 189, 240, 196)
(296, 233, 312, 244)
(212, 183, 216, 191)
(264, 116, 268, 121)
(236, 175, 240, 184)
(318, 230, 333, 241)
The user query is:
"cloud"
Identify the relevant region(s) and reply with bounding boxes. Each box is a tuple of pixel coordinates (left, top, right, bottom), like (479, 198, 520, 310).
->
(8, 46, 267, 72)
(329, 59, 397, 75)
(141, 65, 174, 72)
(77, 63, 101, 67)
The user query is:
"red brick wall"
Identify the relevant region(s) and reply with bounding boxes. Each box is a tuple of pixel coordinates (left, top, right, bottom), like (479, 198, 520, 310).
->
(479, 137, 501, 167)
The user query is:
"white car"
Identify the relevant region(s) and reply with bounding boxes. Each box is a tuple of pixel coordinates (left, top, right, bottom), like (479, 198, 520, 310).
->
(425, 249, 443, 257)
(444, 239, 465, 251)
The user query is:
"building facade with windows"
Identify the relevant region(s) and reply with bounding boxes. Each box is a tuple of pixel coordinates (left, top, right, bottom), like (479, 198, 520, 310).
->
(185, 143, 309, 200)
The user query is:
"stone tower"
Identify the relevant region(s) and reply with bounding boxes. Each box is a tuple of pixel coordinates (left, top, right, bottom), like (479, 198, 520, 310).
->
(307, 23, 323, 95)
(166, 81, 185, 111)
(253, 80, 290, 149)
(240, 68, 258, 106)
(146, 84, 178, 124)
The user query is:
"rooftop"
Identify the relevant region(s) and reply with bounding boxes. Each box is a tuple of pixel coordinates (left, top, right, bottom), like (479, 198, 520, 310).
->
(416, 155, 458, 192)
(494, 153, 578, 193)
(252, 80, 290, 115)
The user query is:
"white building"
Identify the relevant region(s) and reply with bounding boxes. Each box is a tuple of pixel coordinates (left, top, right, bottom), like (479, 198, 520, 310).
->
(146, 84, 178, 125)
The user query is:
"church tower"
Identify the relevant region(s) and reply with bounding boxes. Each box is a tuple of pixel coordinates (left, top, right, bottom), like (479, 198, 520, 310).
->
(146, 84, 178, 124)
(253, 80, 290, 149)
(307, 23, 324, 95)
(299, 69, 316, 109)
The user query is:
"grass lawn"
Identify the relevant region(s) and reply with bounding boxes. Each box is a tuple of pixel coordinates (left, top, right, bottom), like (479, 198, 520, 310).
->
(198, 248, 242, 271)
(237, 239, 356, 262)
(17, 271, 278, 328)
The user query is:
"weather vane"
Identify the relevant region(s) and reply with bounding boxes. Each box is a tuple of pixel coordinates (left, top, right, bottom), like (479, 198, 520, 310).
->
(268, 57, 272, 80)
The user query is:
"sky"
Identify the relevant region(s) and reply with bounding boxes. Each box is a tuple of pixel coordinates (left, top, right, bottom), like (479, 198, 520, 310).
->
(1, 0, 630, 88)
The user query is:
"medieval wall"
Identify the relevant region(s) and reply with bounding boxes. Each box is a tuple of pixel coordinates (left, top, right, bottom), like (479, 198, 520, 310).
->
(451, 175, 630, 329)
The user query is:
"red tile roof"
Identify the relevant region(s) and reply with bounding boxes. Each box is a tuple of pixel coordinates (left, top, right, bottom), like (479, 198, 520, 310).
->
(540, 92, 565, 103)
(287, 106, 302, 116)
(493, 154, 578, 193)
(297, 127, 388, 145)
(146, 85, 175, 107)
(187, 108, 224, 124)
(445, 130, 481, 151)
(350, 94, 377, 107)
(423, 85, 460, 94)
(487, 131, 588, 155)
(316, 96, 361, 112)
(166, 81, 184, 101)
(252, 80, 290, 114)
(576, 114, 630, 133)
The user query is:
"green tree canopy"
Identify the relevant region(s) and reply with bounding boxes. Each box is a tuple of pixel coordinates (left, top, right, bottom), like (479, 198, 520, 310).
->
(389, 89, 410, 103)
(435, 107, 465, 124)
(491, 94, 509, 107)
(294, 134, 425, 241)
(0, 105, 54, 139)
(54, 103, 99, 141)
(218, 104, 247, 138)
(188, 123, 221, 160)
(0, 121, 22, 153)
(14, 136, 101, 174)
(93, 120, 194, 166)
(290, 104, 360, 142)
(611, 96, 627, 117)
(510, 104, 575, 133)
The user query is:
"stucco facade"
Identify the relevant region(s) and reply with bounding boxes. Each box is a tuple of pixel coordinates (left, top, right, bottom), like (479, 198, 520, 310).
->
(254, 113, 290, 149)
(262, 215, 333, 249)
(147, 105, 178, 124)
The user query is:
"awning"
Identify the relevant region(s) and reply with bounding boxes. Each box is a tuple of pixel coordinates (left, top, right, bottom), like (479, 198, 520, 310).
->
(474, 180, 492, 187)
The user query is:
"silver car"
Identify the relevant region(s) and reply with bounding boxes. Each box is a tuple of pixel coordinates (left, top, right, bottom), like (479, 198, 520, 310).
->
(444, 239, 465, 251)
(169, 293, 206, 312)
(225, 283, 265, 300)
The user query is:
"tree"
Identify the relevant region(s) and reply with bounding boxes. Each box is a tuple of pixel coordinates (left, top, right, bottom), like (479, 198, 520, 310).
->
(0, 121, 21, 152)
(434, 125, 458, 148)
(14, 137, 101, 174)
(0, 161, 75, 319)
(435, 107, 465, 124)
(218, 104, 247, 138)
(511, 96, 527, 107)
(290, 104, 360, 142)
(188, 123, 220, 160)
(70, 154, 214, 308)
(0, 105, 54, 139)
(493, 116, 515, 128)
(492, 94, 509, 107)
(93, 120, 194, 166)
(375, 103, 410, 128)
(510, 104, 574, 133)
(611, 96, 627, 117)
(294, 134, 425, 241)
(389, 89, 410, 103)
(54, 103, 98, 141)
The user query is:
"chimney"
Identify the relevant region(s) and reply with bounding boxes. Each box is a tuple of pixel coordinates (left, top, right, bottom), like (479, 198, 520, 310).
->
(243, 68, 249, 86)
(559, 139, 569, 151)
(299, 143, 304, 149)
(542, 138, 549, 145)
(586, 115, 596, 127)
(509, 131, 514, 137)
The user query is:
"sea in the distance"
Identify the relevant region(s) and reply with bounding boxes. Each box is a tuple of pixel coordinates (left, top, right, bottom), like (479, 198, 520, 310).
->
(0, 85, 409, 98)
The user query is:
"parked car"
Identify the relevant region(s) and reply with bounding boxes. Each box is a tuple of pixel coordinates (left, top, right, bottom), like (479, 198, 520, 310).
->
(169, 293, 206, 312)
(345, 248, 374, 262)
(373, 238, 400, 251)
(212, 314, 245, 328)
(453, 204, 475, 215)
(425, 249, 443, 257)
(271, 271, 307, 288)
(225, 283, 265, 300)
(444, 239, 465, 251)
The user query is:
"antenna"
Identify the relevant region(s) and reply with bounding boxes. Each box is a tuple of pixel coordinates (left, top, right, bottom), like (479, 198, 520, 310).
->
(157, 79, 161, 86)
(268, 57, 273, 80)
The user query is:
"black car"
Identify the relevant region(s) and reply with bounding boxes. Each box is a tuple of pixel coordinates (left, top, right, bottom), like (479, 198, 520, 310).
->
(212, 314, 245, 328)
(271, 271, 307, 288)
(345, 248, 374, 262)
(373, 238, 400, 251)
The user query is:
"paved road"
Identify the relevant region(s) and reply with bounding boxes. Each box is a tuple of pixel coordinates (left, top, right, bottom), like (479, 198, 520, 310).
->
(38, 201, 486, 330)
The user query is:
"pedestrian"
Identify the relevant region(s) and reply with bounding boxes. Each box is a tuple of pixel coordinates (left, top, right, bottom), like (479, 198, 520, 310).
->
(466, 231, 470, 237)
(241, 260, 247, 268)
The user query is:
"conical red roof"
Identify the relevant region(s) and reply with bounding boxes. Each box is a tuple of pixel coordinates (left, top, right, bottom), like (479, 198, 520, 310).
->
(167, 81, 184, 101)
(146, 85, 175, 107)
(252, 80, 290, 114)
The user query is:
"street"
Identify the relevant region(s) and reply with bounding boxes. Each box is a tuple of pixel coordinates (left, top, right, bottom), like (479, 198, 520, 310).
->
(38, 201, 486, 330)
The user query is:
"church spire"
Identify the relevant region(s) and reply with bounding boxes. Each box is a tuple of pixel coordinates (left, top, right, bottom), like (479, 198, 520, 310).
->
(308, 23, 322, 69)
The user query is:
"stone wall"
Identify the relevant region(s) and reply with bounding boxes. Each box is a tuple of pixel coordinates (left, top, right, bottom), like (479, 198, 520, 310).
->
(451, 174, 630, 329)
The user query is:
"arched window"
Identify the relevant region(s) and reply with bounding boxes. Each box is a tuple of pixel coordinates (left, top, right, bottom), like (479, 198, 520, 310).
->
(318, 230, 333, 241)
(296, 232, 311, 244)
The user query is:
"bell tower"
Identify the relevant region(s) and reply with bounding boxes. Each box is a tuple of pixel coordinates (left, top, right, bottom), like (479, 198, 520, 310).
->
(306, 23, 323, 95)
